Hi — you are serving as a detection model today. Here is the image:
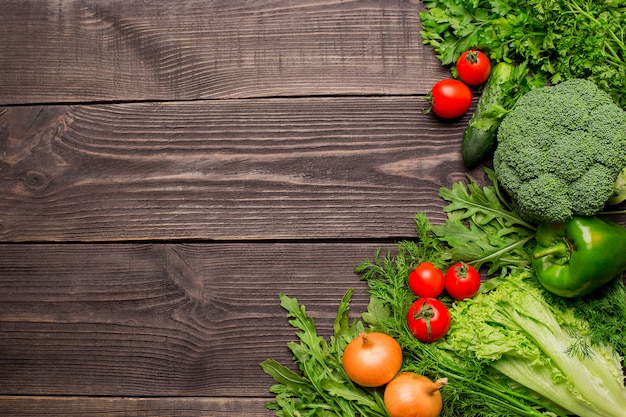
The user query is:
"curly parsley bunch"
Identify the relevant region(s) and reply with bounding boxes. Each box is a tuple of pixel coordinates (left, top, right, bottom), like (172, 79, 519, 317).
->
(420, 0, 626, 109)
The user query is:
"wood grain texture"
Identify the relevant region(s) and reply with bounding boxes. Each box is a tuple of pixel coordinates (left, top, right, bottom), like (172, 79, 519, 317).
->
(0, 0, 448, 105)
(0, 397, 274, 417)
(0, 242, 385, 397)
(3, 1, 625, 416)
(0, 98, 480, 242)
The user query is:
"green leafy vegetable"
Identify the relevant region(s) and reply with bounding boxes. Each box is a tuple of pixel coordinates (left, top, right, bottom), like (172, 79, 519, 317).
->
(260, 289, 388, 417)
(420, 0, 626, 109)
(546, 277, 626, 367)
(439, 271, 626, 417)
(432, 168, 536, 275)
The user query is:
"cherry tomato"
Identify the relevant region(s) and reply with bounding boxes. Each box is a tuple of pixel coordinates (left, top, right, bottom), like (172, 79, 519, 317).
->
(406, 298, 451, 343)
(408, 262, 444, 298)
(444, 262, 481, 300)
(428, 79, 472, 119)
(456, 49, 491, 85)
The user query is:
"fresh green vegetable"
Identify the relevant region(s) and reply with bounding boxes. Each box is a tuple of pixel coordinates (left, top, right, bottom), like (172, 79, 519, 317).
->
(431, 168, 536, 275)
(547, 277, 626, 367)
(419, 0, 626, 110)
(439, 271, 626, 417)
(493, 78, 626, 224)
(460, 61, 514, 168)
(532, 216, 626, 298)
(260, 289, 388, 417)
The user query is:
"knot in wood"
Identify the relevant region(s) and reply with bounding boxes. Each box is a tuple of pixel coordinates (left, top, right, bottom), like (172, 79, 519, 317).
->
(25, 172, 47, 189)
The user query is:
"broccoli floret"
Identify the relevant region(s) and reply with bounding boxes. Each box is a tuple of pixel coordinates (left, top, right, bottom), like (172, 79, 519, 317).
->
(493, 79, 626, 224)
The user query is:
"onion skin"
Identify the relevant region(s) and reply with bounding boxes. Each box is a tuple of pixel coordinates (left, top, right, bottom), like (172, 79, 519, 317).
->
(384, 372, 448, 417)
(342, 332, 403, 387)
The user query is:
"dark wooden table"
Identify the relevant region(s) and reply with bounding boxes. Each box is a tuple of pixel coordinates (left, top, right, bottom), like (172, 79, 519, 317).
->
(2, 1, 623, 416)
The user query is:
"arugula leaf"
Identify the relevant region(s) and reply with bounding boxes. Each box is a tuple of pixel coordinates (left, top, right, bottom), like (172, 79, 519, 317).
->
(261, 359, 309, 389)
(432, 169, 536, 275)
(361, 296, 390, 328)
(261, 291, 387, 417)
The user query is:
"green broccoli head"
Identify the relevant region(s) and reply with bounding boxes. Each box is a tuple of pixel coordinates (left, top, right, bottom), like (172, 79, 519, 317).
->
(493, 79, 626, 224)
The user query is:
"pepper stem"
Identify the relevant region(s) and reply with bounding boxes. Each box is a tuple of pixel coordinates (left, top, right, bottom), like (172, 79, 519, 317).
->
(532, 239, 572, 261)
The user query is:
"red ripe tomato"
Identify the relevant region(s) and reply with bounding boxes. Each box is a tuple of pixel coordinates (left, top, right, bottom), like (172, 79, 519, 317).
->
(406, 298, 451, 343)
(428, 79, 472, 119)
(408, 262, 444, 298)
(456, 50, 491, 85)
(444, 262, 481, 300)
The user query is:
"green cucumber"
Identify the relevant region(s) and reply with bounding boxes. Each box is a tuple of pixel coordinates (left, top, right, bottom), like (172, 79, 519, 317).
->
(461, 62, 515, 168)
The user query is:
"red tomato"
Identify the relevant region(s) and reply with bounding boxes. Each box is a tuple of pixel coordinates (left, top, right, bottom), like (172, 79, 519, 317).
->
(408, 262, 444, 298)
(406, 298, 451, 343)
(456, 50, 491, 85)
(444, 262, 481, 300)
(428, 79, 472, 119)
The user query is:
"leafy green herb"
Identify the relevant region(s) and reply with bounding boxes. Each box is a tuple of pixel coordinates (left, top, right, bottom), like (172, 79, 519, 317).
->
(420, 0, 626, 109)
(260, 289, 387, 417)
(432, 168, 536, 275)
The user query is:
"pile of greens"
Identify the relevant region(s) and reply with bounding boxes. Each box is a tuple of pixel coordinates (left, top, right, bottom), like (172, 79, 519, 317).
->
(419, 0, 626, 109)
(263, 172, 626, 416)
(261, 3, 626, 414)
(357, 175, 626, 417)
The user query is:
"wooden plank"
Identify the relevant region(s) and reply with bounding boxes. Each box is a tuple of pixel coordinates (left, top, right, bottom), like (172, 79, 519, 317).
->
(0, 0, 449, 105)
(0, 98, 478, 242)
(0, 242, 386, 397)
(0, 396, 273, 417)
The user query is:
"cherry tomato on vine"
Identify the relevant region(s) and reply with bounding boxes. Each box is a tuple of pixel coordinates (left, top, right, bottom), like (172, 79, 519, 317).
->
(456, 50, 491, 85)
(408, 262, 444, 298)
(407, 298, 451, 343)
(444, 262, 481, 300)
(428, 79, 472, 119)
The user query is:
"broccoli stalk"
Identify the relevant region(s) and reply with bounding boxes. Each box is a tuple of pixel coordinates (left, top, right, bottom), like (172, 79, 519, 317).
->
(608, 167, 626, 206)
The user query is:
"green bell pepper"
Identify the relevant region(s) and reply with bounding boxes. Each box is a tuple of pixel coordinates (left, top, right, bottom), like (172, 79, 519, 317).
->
(532, 216, 626, 298)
